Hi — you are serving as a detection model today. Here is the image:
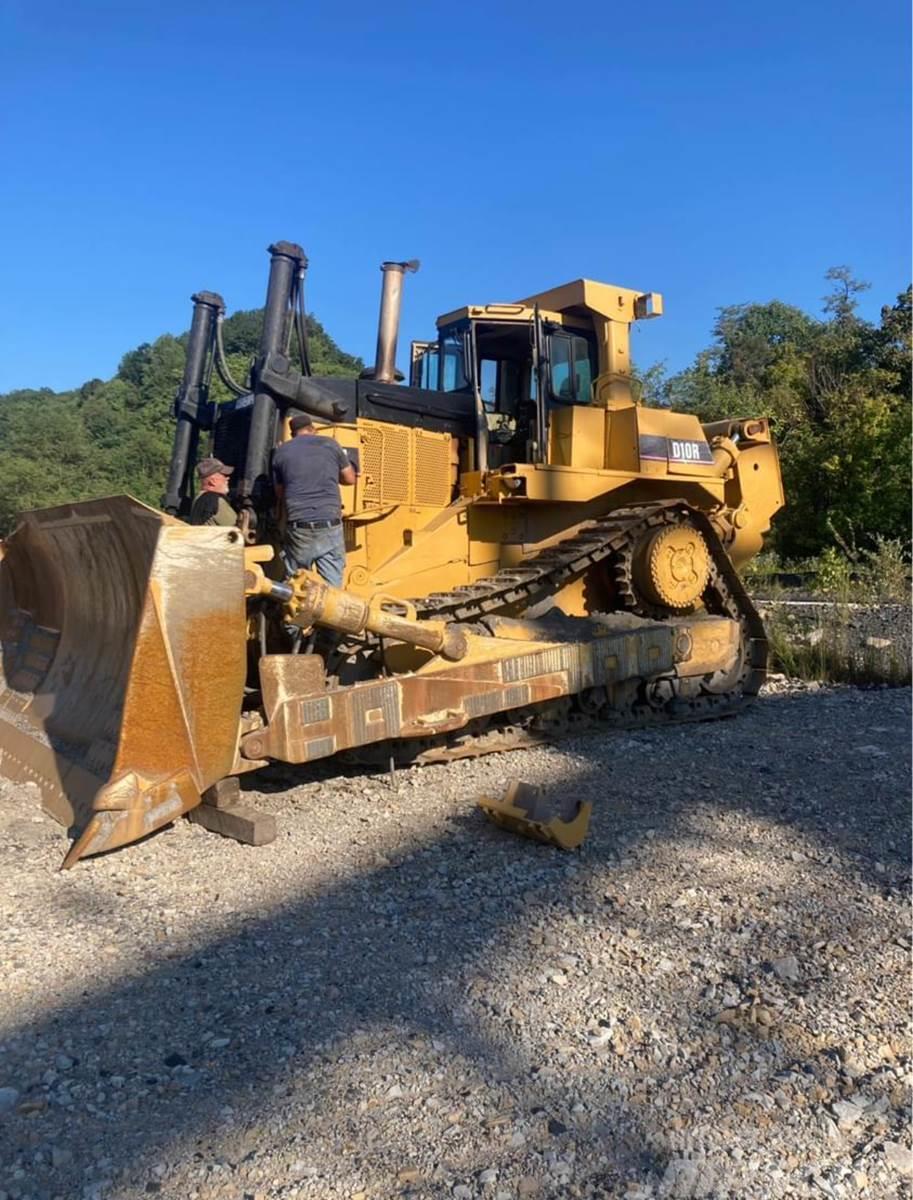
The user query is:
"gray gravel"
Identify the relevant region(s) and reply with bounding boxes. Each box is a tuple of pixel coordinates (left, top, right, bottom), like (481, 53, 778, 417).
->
(755, 602, 912, 676)
(0, 683, 910, 1200)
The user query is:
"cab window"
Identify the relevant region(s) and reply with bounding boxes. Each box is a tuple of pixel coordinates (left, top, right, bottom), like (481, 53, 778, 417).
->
(439, 330, 469, 392)
(479, 359, 498, 412)
(548, 333, 595, 404)
(414, 347, 439, 389)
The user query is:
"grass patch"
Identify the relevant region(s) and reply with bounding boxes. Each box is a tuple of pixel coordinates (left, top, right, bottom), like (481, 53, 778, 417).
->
(743, 537, 911, 604)
(746, 538, 911, 683)
(764, 603, 911, 686)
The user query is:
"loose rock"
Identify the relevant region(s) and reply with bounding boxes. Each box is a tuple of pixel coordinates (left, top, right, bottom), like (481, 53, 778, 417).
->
(883, 1141, 913, 1176)
(771, 954, 800, 982)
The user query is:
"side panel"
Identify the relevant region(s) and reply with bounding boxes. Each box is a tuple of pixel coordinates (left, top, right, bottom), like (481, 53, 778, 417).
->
(496, 464, 725, 509)
(353, 420, 454, 511)
(549, 406, 606, 469)
(604, 406, 640, 472)
(636, 408, 718, 477)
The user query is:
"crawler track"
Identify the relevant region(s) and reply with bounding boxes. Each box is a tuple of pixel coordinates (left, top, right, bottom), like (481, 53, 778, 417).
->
(343, 501, 768, 768)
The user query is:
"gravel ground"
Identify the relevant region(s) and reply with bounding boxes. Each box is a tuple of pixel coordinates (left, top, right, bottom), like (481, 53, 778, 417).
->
(0, 683, 910, 1200)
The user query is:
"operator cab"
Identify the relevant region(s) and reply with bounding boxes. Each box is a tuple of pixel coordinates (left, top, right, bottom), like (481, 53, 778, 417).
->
(411, 305, 598, 468)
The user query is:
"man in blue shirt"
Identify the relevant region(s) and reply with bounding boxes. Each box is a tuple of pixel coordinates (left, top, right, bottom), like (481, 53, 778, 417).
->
(273, 413, 356, 587)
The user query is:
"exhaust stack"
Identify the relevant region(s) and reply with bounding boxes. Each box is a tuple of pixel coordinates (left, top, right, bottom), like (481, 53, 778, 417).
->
(371, 259, 419, 383)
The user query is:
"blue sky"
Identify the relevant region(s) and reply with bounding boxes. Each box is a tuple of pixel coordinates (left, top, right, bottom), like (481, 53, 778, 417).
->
(1, 0, 909, 393)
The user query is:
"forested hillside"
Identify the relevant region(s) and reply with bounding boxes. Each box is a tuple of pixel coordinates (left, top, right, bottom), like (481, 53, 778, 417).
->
(0, 270, 909, 565)
(0, 309, 363, 533)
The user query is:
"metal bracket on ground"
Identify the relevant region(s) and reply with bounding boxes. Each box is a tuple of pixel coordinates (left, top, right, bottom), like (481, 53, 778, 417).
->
(186, 777, 277, 846)
(478, 780, 592, 850)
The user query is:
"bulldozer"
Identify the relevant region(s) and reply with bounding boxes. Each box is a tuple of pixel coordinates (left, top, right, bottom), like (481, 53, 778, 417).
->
(0, 241, 784, 866)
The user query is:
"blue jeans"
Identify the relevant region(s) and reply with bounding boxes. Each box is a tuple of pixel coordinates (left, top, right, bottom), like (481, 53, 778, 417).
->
(284, 523, 346, 588)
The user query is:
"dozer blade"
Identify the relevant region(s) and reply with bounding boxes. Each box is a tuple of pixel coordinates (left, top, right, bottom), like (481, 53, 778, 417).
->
(479, 780, 592, 851)
(0, 496, 247, 867)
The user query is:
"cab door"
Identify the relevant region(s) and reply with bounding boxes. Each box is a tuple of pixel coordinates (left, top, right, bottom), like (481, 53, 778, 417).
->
(530, 308, 548, 464)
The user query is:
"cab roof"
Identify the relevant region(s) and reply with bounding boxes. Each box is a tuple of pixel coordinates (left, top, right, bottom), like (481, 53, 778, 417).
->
(435, 278, 662, 330)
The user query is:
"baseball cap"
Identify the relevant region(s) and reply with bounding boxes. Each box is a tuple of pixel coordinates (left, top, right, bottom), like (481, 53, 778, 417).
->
(289, 412, 314, 433)
(197, 457, 234, 479)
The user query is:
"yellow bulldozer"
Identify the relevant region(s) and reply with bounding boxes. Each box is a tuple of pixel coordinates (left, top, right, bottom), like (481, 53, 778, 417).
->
(0, 241, 784, 866)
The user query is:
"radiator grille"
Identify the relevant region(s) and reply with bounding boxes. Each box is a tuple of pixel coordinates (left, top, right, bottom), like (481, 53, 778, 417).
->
(357, 422, 452, 509)
(381, 426, 412, 504)
(360, 427, 384, 506)
(414, 430, 452, 507)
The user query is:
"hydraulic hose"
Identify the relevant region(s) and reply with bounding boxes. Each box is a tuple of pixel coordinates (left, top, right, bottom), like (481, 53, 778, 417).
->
(213, 313, 250, 398)
(295, 266, 312, 377)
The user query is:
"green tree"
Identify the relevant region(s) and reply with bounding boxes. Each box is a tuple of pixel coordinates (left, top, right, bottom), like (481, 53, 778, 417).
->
(822, 265, 871, 323)
(0, 306, 363, 535)
(664, 269, 911, 560)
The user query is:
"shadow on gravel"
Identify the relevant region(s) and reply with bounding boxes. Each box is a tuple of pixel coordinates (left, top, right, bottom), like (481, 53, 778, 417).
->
(3, 827, 664, 1196)
(1, 689, 910, 1197)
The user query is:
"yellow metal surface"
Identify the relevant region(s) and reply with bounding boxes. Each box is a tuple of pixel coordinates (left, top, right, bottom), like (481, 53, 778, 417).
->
(479, 780, 592, 851)
(0, 497, 246, 866)
(548, 406, 606, 469)
(435, 302, 571, 330)
(637, 407, 718, 475)
(673, 616, 741, 679)
(604, 405, 639, 472)
(518, 279, 662, 326)
(634, 524, 711, 610)
(724, 442, 785, 568)
(486, 462, 726, 508)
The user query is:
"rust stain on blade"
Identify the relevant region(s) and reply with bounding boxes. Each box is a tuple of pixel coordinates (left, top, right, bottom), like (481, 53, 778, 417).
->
(0, 495, 248, 866)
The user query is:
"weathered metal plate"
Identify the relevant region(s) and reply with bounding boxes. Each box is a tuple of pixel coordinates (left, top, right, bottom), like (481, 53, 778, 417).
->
(0, 496, 247, 866)
(245, 613, 689, 764)
(246, 611, 742, 768)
